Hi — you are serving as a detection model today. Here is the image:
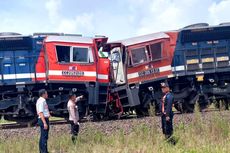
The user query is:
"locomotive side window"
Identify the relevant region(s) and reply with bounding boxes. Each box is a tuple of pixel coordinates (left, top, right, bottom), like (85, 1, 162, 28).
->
(71, 47, 92, 63)
(56, 46, 70, 63)
(150, 42, 162, 61)
(131, 47, 148, 65)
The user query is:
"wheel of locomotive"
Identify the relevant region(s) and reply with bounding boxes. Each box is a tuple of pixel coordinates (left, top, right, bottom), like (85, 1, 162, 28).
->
(135, 107, 144, 117)
(175, 92, 198, 113)
(174, 100, 183, 113)
(92, 112, 105, 121)
(183, 102, 195, 113)
(174, 99, 194, 113)
(136, 91, 156, 117)
(197, 95, 209, 111)
(135, 102, 153, 117)
(184, 91, 200, 112)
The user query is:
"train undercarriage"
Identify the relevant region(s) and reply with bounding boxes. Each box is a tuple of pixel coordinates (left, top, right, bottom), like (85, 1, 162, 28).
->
(0, 74, 230, 123)
(112, 72, 230, 118)
(0, 82, 116, 123)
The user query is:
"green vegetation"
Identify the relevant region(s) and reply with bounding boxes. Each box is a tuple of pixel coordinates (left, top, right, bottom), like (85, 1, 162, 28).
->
(0, 110, 229, 153)
(0, 117, 63, 125)
(0, 117, 15, 124)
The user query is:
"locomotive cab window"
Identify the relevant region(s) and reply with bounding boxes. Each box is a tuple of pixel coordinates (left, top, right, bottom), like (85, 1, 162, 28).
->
(71, 47, 89, 63)
(130, 47, 148, 65)
(150, 42, 162, 61)
(56, 46, 70, 63)
(56, 45, 94, 63)
(71, 47, 94, 63)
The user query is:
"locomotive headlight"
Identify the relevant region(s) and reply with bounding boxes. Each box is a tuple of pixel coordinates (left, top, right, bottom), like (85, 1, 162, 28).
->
(209, 79, 215, 83)
(59, 87, 64, 91)
(72, 88, 77, 92)
(148, 86, 153, 91)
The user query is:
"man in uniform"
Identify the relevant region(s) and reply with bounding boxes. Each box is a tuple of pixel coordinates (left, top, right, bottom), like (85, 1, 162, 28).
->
(160, 82, 174, 141)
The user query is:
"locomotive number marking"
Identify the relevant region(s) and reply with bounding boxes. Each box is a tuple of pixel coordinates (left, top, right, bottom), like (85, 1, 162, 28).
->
(138, 68, 160, 77)
(62, 70, 84, 76)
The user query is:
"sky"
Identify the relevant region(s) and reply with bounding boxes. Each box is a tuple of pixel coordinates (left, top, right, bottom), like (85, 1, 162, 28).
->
(0, 0, 230, 41)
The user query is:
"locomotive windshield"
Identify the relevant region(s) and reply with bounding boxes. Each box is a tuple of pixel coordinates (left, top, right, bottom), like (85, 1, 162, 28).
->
(56, 45, 94, 63)
(72, 47, 89, 62)
(130, 47, 148, 65)
(150, 42, 162, 60)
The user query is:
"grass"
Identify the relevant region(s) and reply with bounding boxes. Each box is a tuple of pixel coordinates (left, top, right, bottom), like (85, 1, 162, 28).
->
(0, 110, 229, 153)
(0, 117, 15, 124)
(0, 117, 64, 125)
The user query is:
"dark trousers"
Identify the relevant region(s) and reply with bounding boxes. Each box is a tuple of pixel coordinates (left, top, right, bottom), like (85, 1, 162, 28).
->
(38, 118, 49, 153)
(69, 121, 79, 144)
(161, 114, 173, 139)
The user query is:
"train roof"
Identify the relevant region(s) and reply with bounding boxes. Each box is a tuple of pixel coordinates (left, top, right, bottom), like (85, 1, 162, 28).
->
(45, 35, 94, 44)
(180, 23, 230, 31)
(0, 35, 32, 39)
(109, 32, 170, 46)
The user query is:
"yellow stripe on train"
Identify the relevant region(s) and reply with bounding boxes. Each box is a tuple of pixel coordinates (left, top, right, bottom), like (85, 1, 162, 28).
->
(201, 58, 214, 63)
(217, 56, 229, 61)
(186, 59, 199, 64)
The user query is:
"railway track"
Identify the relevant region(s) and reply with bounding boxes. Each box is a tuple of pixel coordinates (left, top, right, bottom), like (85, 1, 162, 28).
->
(0, 120, 68, 130)
(0, 108, 222, 130)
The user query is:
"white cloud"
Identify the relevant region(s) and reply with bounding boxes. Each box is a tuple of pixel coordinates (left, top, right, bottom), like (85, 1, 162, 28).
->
(45, 0, 62, 23)
(56, 13, 94, 34)
(208, 0, 230, 25)
(137, 0, 182, 35)
(1, 0, 230, 40)
(124, 0, 222, 36)
(44, 0, 94, 35)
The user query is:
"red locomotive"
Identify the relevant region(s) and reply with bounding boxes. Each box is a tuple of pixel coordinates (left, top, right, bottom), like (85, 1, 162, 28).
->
(0, 33, 110, 122)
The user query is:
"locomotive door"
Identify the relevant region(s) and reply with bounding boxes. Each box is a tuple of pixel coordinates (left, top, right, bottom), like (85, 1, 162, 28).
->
(110, 47, 126, 84)
(1, 51, 16, 84)
(14, 51, 31, 82)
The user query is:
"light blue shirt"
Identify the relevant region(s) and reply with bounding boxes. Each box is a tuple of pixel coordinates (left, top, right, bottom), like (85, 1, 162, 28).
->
(36, 97, 50, 118)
